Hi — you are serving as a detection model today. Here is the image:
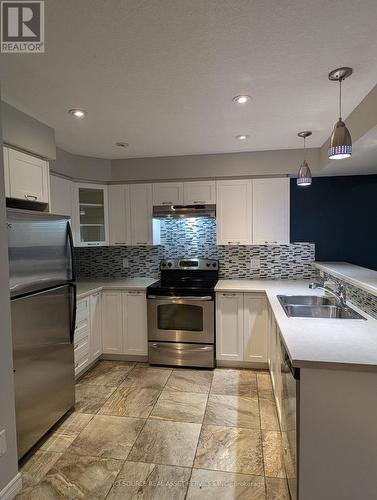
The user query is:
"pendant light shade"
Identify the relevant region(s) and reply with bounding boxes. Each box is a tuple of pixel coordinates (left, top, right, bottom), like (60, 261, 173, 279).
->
(297, 160, 312, 186)
(328, 118, 352, 159)
(297, 131, 312, 187)
(328, 67, 353, 160)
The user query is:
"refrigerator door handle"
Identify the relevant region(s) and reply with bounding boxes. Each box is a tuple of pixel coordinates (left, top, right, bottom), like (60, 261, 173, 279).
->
(68, 283, 77, 344)
(67, 221, 76, 282)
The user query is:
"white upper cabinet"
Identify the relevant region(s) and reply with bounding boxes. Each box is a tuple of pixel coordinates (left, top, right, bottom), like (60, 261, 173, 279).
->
(130, 183, 159, 245)
(108, 184, 131, 246)
(50, 175, 72, 217)
(216, 292, 244, 361)
(252, 178, 290, 245)
(216, 179, 253, 245)
(243, 293, 268, 363)
(152, 182, 184, 205)
(122, 291, 148, 355)
(6, 147, 49, 203)
(183, 181, 216, 205)
(72, 183, 109, 247)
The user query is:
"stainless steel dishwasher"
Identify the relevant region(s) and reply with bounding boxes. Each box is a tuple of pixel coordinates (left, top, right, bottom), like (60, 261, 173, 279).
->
(281, 338, 300, 500)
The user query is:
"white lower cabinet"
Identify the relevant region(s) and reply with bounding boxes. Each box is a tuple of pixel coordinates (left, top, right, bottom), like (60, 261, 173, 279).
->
(90, 292, 102, 360)
(102, 291, 123, 354)
(122, 291, 148, 355)
(243, 293, 268, 363)
(267, 307, 283, 421)
(74, 297, 91, 377)
(216, 292, 267, 364)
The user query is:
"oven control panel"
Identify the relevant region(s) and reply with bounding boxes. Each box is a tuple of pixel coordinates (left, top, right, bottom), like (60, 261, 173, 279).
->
(160, 258, 219, 270)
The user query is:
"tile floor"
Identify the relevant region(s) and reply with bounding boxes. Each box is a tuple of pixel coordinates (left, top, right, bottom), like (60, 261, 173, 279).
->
(17, 361, 290, 499)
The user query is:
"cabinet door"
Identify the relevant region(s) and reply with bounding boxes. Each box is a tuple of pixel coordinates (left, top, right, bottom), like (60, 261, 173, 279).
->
(216, 180, 252, 245)
(243, 293, 268, 363)
(152, 182, 184, 205)
(130, 183, 153, 245)
(216, 292, 244, 361)
(8, 148, 49, 203)
(3, 147, 10, 197)
(183, 181, 216, 205)
(102, 292, 123, 354)
(73, 183, 109, 247)
(50, 175, 72, 216)
(90, 292, 102, 361)
(122, 291, 148, 355)
(108, 185, 131, 246)
(252, 178, 290, 244)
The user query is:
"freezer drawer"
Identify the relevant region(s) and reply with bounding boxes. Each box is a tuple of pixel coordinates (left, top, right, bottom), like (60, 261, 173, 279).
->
(11, 285, 75, 458)
(149, 342, 215, 368)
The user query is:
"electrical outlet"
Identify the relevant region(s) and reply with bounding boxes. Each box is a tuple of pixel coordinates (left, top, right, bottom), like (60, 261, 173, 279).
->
(250, 257, 260, 270)
(122, 258, 129, 269)
(0, 430, 7, 456)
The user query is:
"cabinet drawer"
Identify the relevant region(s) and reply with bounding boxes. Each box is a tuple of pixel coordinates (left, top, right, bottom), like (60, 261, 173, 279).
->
(74, 335, 89, 360)
(75, 297, 90, 332)
(75, 354, 90, 377)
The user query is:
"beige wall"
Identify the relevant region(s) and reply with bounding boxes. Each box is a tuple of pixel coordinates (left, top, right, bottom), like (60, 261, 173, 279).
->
(111, 148, 320, 182)
(0, 95, 19, 494)
(50, 147, 112, 182)
(2, 101, 56, 160)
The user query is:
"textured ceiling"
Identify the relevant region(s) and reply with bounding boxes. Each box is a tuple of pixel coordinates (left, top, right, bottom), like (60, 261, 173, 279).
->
(1, 0, 377, 159)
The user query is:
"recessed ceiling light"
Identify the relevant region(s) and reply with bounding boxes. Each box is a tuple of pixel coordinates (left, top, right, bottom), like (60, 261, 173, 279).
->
(236, 134, 249, 140)
(68, 108, 87, 118)
(115, 142, 129, 148)
(232, 95, 251, 104)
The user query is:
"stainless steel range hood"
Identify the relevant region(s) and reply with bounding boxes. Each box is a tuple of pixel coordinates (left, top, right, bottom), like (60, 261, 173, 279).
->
(153, 204, 216, 218)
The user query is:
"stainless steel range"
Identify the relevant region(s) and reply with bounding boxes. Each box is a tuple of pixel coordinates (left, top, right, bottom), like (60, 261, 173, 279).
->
(147, 258, 218, 368)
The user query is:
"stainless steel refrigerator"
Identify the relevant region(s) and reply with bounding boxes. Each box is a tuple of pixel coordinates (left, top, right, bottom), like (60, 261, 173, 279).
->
(7, 208, 76, 459)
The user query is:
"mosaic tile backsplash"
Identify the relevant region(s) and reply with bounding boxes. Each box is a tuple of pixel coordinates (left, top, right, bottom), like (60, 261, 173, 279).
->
(321, 272, 377, 320)
(75, 218, 316, 280)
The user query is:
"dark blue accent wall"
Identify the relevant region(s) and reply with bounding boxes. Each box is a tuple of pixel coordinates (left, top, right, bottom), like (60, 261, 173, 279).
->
(290, 175, 377, 271)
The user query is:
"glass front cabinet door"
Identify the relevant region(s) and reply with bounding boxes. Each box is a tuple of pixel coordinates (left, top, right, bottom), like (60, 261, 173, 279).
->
(73, 183, 109, 246)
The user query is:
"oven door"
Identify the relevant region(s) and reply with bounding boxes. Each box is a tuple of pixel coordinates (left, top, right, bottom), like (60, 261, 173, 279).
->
(147, 296, 214, 343)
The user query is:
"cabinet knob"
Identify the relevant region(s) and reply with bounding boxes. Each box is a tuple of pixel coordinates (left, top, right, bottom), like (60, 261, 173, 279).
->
(161, 201, 173, 205)
(25, 194, 38, 200)
(193, 200, 205, 204)
(136, 242, 147, 245)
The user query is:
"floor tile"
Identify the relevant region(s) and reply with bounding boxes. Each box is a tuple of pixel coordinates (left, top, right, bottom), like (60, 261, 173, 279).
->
(79, 360, 135, 386)
(150, 390, 208, 423)
(259, 398, 280, 431)
(262, 430, 286, 478)
(107, 461, 191, 500)
(194, 424, 263, 475)
(165, 369, 213, 393)
(265, 477, 290, 499)
(74, 384, 117, 414)
(204, 394, 260, 429)
(257, 372, 274, 400)
(19, 450, 62, 488)
(211, 369, 257, 397)
(25, 453, 123, 499)
(128, 419, 201, 467)
(68, 414, 145, 459)
(40, 413, 93, 453)
(122, 366, 172, 390)
(99, 385, 161, 418)
(187, 468, 266, 500)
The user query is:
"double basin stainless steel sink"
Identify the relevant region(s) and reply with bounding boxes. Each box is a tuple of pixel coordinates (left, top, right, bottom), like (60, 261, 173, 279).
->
(277, 295, 366, 319)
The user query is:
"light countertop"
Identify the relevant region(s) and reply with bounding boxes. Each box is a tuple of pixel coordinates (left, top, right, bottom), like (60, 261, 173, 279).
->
(216, 279, 377, 371)
(314, 262, 377, 298)
(76, 278, 157, 299)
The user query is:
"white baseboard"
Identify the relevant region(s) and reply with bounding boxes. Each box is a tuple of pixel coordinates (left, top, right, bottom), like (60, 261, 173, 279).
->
(100, 354, 148, 362)
(0, 473, 22, 500)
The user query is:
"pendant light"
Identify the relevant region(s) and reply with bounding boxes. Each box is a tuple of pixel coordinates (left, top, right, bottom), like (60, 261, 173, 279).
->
(328, 67, 353, 159)
(297, 131, 312, 187)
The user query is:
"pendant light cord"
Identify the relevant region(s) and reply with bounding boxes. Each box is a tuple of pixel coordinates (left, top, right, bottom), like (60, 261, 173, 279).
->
(339, 79, 342, 120)
(303, 136, 306, 161)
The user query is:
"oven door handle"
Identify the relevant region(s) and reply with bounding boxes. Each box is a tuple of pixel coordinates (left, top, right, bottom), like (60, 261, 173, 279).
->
(150, 343, 213, 352)
(148, 295, 212, 301)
